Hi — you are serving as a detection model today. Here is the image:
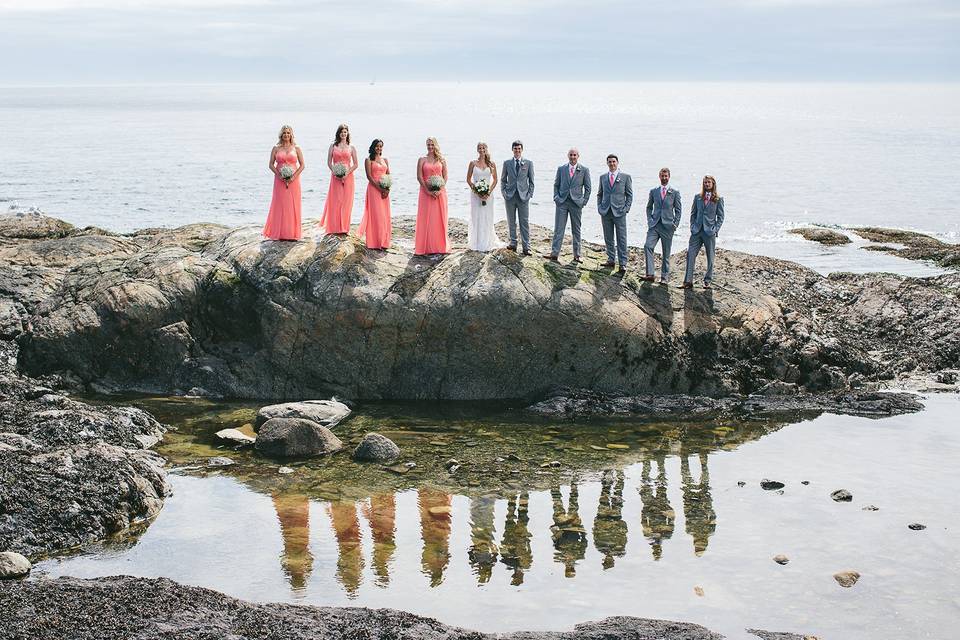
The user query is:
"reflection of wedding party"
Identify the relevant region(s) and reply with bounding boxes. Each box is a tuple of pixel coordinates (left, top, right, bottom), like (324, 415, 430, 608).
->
(263, 124, 725, 289)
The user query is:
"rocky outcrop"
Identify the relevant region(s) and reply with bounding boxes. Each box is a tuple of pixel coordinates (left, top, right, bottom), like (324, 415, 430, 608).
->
(254, 418, 343, 458)
(853, 227, 960, 269)
(788, 226, 851, 245)
(0, 575, 814, 640)
(6, 214, 959, 400)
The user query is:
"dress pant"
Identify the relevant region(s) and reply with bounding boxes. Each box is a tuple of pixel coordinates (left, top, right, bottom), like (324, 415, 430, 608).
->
(684, 231, 717, 283)
(600, 211, 628, 267)
(644, 221, 676, 279)
(504, 196, 530, 251)
(552, 198, 583, 257)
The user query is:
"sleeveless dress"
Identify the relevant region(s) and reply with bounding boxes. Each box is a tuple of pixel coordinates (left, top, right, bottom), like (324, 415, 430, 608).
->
(358, 160, 392, 249)
(263, 147, 302, 240)
(468, 164, 497, 251)
(414, 160, 449, 255)
(320, 146, 354, 234)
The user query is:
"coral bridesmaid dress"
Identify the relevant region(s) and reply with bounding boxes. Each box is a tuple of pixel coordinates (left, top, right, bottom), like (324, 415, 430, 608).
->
(414, 160, 449, 255)
(263, 148, 302, 240)
(320, 146, 355, 235)
(358, 161, 392, 249)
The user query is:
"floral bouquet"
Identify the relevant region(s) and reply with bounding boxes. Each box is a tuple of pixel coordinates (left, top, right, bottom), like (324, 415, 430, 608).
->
(332, 163, 348, 178)
(378, 175, 392, 191)
(426, 175, 445, 192)
(474, 178, 491, 206)
(279, 165, 295, 189)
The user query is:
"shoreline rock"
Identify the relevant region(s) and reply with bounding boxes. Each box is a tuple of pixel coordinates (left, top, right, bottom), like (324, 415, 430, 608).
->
(789, 227, 851, 245)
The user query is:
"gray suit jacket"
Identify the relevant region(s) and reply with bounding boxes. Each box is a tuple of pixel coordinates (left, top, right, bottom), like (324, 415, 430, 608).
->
(501, 158, 534, 202)
(553, 164, 591, 208)
(645, 185, 682, 228)
(689, 194, 725, 236)
(597, 172, 633, 217)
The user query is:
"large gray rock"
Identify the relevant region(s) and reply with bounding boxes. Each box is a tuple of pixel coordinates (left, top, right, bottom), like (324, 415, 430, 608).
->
(352, 433, 400, 462)
(254, 400, 351, 431)
(254, 418, 343, 459)
(0, 552, 30, 579)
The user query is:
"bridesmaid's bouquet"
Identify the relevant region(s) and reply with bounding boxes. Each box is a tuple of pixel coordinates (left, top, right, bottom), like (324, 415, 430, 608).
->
(332, 163, 348, 178)
(474, 178, 491, 206)
(279, 165, 295, 189)
(426, 175, 445, 193)
(378, 175, 392, 191)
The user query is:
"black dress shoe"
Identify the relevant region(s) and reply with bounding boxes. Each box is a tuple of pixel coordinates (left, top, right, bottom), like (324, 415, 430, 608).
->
(572, 256, 583, 263)
(543, 253, 559, 261)
(506, 245, 517, 251)
(521, 249, 531, 256)
(601, 261, 615, 268)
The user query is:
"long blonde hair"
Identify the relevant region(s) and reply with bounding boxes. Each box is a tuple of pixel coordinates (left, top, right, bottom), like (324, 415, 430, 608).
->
(700, 175, 720, 201)
(476, 141, 493, 168)
(426, 137, 444, 164)
(277, 124, 295, 146)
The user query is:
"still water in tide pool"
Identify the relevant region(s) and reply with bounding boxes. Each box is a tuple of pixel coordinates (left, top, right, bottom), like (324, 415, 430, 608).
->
(36, 395, 960, 640)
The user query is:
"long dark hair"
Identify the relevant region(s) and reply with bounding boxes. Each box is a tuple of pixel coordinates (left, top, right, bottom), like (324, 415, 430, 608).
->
(368, 139, 383, 161)
(333, 123, 350, 145)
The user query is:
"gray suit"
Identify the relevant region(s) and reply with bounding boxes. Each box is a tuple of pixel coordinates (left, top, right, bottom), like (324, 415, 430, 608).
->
(644, 185, 682, 280)
(501, 157, 535, 251)
(596, 171, 633, 267)
(552, 164, 592, 257)
(684, 194, 725, 283)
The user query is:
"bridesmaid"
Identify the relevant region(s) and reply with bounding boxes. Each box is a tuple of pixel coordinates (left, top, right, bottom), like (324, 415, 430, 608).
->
(320, 123, 358, 236)
(358, 139, 392, 250)
(414, 137, 449, 256)
(263, 124, 304, 241)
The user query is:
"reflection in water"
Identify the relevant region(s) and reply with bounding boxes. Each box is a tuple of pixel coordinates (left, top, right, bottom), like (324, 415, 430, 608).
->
(419, 488, 452, 587)
(362, 494, 396, 587)
(271, 493, 313, 594)
(499, 493, 533, 586)
(681, 453, 716, 556)
(638, 458, 675, 561)
(328, 501, 364, 597)
(468, 495, 499, 584)
(550, 484, 587, 577)
(593, 471, 628, 570)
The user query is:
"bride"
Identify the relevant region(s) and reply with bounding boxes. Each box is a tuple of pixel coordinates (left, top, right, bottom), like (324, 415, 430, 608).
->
(466, 141, 499, 251)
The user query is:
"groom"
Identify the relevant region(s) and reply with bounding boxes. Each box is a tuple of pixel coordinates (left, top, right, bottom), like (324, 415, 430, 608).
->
(596, 154, 633, 273)
(547, 148, 591, 263)
(643, 167, 682, 283)
(501, 140, 534, 255)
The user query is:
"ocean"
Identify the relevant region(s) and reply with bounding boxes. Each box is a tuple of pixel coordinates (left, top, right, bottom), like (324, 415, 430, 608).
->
(2, 82, 958, 275)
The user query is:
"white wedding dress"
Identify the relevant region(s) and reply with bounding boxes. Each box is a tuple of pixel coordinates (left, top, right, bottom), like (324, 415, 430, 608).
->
(468, 165, 498, 251)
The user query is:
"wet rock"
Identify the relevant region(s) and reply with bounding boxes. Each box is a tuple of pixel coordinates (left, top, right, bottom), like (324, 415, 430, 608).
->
(207, 456, 235, 467)
(278, 466, 294, 475)
(936, 371, 958, 385)
(862, 505, 879, 511)
(773, 555, 790, 565)
(908, 523, 927, 531)
(0, 551, 30, 579)
(831, 489, 853, 502)
(214, 428, 255, 447)
(789, 227, 852, 246)
(852, 227, 960, 269)
(254, 418, 343, 459)
(801, 480, 810, 485)
(351, 433, 400, 463)
(761, 479, 785, 491)
(748, 630, 820, 640)
(254, 400, 351, 431)
(833, 570, 860, 588)
(444, 458, 460, 470)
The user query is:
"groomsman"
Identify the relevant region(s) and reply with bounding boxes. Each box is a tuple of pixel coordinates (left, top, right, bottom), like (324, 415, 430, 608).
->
(682, 175, 724, 289)
(643, 168, 682, 283)
(547, 148, 591, 263)
(596, 154, 633, 273)
(501, 140, 535, 255)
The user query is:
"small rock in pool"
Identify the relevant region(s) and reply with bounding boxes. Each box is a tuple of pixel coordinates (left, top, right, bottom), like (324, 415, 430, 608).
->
(214, 428, 255, 447)
(761, 479, 785, 490)
(862, 505, 880, 511)
(444, 458, 460, 470)
(207, 456, 235, 467)
(833, 570, 860, 588)
(278, 466, 294, 475)
(831, 489, 853, 502)
(801, 480, 810, 485)
(908, 523, 927, 531)
(0, 552, 31, 579)
(352, 433, 400, 463)
(737, 481, 746, 487)
(773, 554, 790, 565)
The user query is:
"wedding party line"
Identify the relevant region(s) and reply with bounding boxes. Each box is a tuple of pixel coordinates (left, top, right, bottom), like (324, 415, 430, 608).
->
(263, 124, 726, 288)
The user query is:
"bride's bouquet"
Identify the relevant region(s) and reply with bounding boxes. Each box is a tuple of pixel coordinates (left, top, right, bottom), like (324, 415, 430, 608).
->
(473, 178, 491, 206)
(279, 165, 295, 189)
(426, 175, 445, 192)
(332, 163, 348, 178)
(378, 175, 392, 192)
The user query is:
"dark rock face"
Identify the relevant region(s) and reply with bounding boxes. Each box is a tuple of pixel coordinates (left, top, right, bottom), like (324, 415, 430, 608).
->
(788, 227, 851, 245)
(254, 400, 351, 431)
(254, 418, 343, 459)
(7, 215, 957, 400)
(0, 576, 740, 640)
(352, 433, 401, 462)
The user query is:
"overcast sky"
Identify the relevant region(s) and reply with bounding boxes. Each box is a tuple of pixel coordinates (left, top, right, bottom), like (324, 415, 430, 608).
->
(1, 0, 957, 84)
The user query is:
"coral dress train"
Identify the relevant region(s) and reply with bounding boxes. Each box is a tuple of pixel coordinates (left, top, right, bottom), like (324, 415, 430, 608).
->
(263, 148, 302, 240)
(320, 146, 354, 234)
(358, 161, 392, 249)
(414, 160, 449, 255)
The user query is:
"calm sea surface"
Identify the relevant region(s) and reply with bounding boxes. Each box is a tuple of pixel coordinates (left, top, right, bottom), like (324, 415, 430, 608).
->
(2, 82, 958, 274)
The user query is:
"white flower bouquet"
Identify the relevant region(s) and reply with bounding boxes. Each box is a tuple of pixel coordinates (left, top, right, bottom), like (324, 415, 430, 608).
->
(279, 164, 295, 188)
(426, 175, 445, 192)
(332, 163, 348, 178)
(474, 178, 491, 205)
(378, 175, 392, 191)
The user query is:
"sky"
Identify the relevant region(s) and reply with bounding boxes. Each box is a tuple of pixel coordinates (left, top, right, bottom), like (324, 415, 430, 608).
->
(0, 0, 957, 84)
